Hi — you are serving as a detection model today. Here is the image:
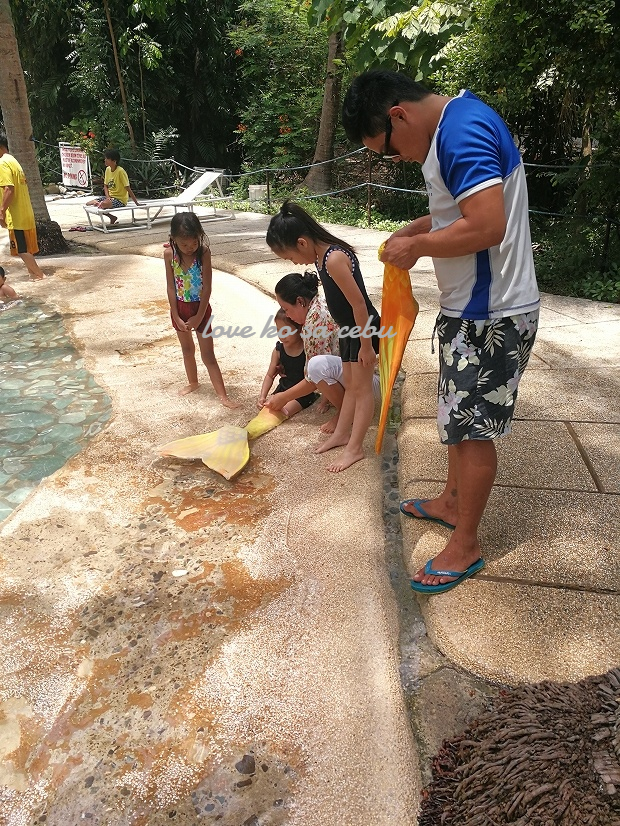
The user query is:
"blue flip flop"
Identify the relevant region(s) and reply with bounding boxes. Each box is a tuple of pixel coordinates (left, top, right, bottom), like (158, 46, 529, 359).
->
(399, 498, 456, 531)
(410, 558, 485, 594)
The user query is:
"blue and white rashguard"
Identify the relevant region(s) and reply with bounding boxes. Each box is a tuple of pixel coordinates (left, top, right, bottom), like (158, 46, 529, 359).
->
(422, 90, 540, 320)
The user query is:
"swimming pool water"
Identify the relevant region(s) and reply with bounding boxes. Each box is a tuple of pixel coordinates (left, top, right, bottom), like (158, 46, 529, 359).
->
(0, 300, 112, 521)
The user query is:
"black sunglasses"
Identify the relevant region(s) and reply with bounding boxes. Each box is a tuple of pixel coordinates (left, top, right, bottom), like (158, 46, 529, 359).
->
(383, 100, 399, 159)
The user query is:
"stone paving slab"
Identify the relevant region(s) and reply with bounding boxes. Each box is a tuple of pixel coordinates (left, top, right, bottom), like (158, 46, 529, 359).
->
(570, 422, 620, 493)
(400, 480, 619, 590)
(516, 367, 620, 422)
(398, 418, 600, 492)
(420, 578, 619, 684)
(540, 292, 620, 322)
(534, 320, 620, 367)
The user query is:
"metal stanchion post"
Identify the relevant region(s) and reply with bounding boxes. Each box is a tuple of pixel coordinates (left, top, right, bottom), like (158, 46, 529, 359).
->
(266, 170, 271, 212)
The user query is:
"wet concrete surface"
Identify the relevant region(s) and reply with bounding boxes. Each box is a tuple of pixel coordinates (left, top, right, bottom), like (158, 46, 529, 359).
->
(0, 247, 418, 824)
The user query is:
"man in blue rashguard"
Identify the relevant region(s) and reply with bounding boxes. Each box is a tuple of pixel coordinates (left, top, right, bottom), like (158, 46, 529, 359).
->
(342, 70, 539, 594)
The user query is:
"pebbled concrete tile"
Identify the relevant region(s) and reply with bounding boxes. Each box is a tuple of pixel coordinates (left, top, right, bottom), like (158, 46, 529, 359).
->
(570, 422, 620, 493)
(534, 320, 620, 367)
(418, 579, 620, 685)
(400, 484, 620, 592)
(517, 368, 620, 422)
(401, 373, 438, 421)
(540, 292, 620, 323)
(398, 418, 599, 492)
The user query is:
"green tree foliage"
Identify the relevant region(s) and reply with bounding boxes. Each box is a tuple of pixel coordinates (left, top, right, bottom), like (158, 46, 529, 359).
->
(434, 0, 620, 297)
(308, 0, 473, 79)
(11, 0, 240, 172)
(228, 0, 330, 171)
(10, 0, 77, 144)
(144, 0, 241, 169)
(434, 0, 619, 161)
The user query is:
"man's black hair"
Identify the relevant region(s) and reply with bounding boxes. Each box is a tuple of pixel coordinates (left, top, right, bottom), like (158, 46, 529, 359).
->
(342, 70, 431, 144)
(0, 133, 8, 150)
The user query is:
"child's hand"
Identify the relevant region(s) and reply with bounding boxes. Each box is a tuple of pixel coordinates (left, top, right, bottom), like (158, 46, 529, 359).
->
(265, 394, 285, 412)
(185, 314, 201, 330)
(359, 342, 377, 368)
(257, 396, 266, 410)
(174, 315, 189, 332)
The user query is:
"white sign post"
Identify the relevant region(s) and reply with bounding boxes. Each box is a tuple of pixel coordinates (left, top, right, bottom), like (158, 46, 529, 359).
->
(59, 143, 91, 190)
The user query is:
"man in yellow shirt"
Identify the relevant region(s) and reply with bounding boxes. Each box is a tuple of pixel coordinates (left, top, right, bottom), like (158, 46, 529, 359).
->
(86, 148, 140, 226)
(0, 133, 46, 280)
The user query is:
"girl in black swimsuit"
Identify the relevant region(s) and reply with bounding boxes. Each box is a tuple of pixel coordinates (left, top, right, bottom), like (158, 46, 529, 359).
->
(258, 309, 319, 418)
(266, 201, 379, 473)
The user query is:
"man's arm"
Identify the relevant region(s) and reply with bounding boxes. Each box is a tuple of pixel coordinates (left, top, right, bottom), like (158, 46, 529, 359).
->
(390, 214, 433, 239)
(0, 185, 14, 228)
(382, 185, 506, 271)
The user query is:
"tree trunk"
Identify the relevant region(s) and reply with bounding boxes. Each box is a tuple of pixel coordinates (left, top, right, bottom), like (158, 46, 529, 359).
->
(301, 29, 344, 194)
(0, 0, 49, 222)
(0, 0, 67, 253)
(103, 0, 136, 150)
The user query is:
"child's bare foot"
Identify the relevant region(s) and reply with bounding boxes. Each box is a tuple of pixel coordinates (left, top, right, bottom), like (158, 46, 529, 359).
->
(320, 414, 339, 434)
(219, 396, 241, 410)
(327, 448, 365, 473)
(315, 434, 349, 454)
(179, 383, 199, 396)
(316, 399, 331, 414)
(109, 215, 118, 225)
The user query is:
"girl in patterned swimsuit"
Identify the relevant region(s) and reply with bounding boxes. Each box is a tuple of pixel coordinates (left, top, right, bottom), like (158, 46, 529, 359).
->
(164, 212, 237, 406)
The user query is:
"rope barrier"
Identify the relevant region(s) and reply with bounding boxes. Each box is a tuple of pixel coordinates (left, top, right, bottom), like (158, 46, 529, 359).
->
(225, 148, 367, 178)
(31, 138, 616, 223)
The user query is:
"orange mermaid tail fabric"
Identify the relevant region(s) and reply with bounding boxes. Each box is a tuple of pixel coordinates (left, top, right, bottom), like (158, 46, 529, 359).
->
(375, 242, 419, 453)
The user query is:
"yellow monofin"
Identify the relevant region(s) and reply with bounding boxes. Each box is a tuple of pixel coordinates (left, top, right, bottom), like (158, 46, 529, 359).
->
(159, 406, 286, 480)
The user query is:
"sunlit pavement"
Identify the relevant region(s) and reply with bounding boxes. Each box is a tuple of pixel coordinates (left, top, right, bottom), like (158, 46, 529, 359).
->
(0, 211, 418, 825)
(0, 198, 618, 822)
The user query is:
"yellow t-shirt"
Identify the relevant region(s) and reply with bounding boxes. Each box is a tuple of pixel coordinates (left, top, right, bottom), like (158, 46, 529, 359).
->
(0, 153, 36, 231)
(104, 165, 130, 204)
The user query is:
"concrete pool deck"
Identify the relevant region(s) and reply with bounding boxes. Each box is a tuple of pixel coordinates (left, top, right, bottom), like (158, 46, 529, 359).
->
(0, 205, 418, 824)
(0, 197, 618, 822)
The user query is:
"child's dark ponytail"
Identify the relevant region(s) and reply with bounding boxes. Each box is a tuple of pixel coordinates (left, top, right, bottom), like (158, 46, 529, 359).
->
(275, 270, 319, 305)
(266, 200, 355, 254)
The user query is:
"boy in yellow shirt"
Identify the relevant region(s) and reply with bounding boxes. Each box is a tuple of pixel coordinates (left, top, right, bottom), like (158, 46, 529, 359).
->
(86, 149, 140, 226)
(0, 132, 46, 280)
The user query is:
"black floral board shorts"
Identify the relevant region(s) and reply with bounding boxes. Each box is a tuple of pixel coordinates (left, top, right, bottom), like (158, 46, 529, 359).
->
(435, 310, 539, 444)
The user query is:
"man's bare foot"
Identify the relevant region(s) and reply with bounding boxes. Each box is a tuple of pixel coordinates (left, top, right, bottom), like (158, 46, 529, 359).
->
(327, 448, 365, 473)
(315, 433, 349, 454)
(411, 535, 482, 587)
(320, 414, 339, 434)
(179, 383, 199, 396)
(219, 396, 241, 409)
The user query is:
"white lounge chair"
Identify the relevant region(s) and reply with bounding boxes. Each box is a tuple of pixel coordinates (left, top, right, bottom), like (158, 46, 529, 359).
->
(83, 167, 235, 232)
